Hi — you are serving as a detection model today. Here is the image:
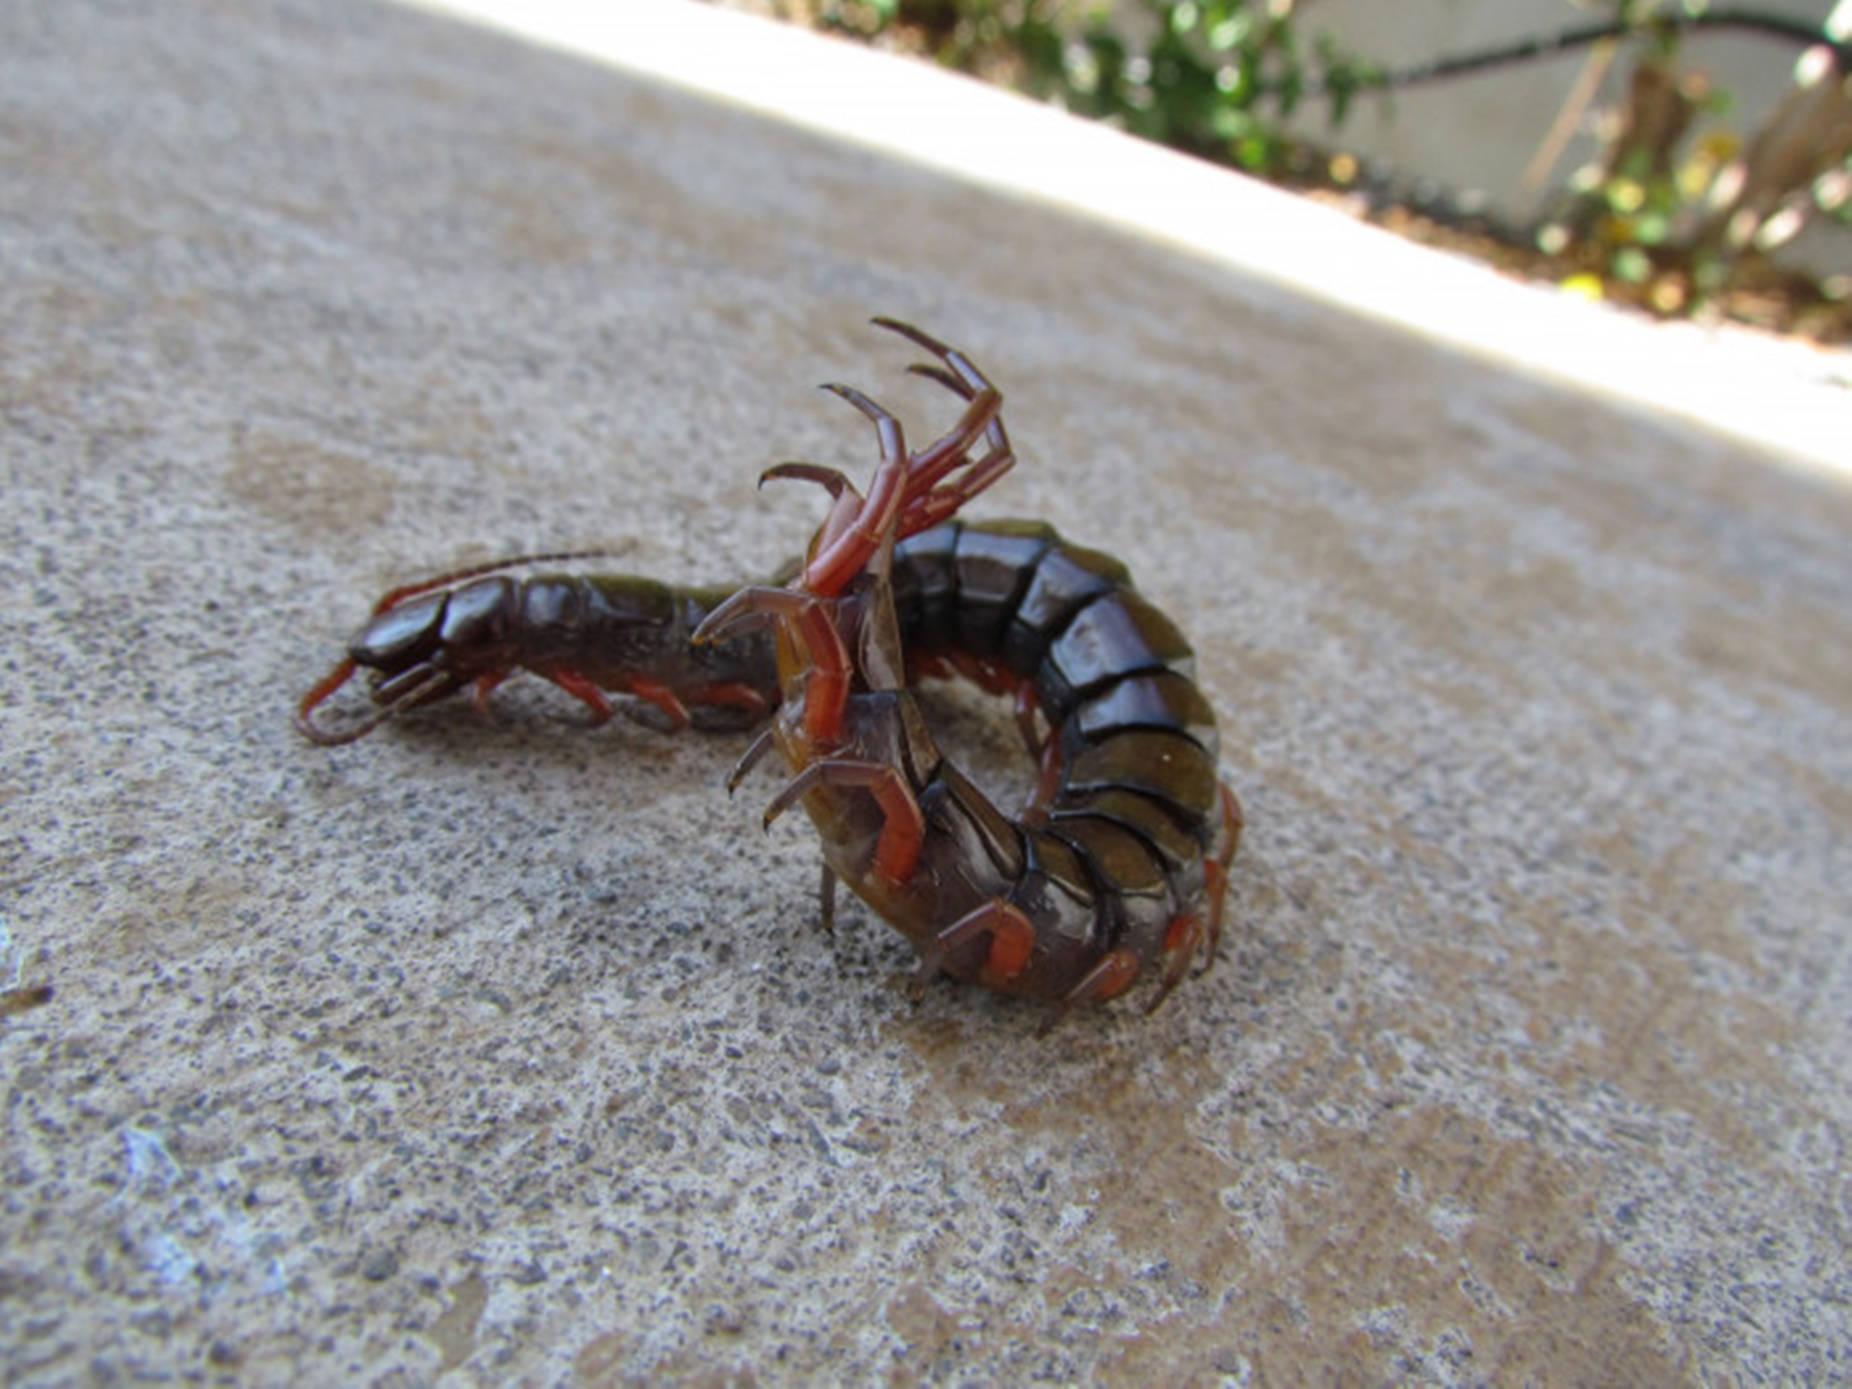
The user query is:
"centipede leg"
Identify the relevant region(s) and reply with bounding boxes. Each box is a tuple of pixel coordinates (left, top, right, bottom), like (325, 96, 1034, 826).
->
(760, 758, 926, 886)
(693, 585, 852, 744)
(1012, 683, 1046, 762)
(1022, 729, 1065, 824)
(760, 461, 859, 500)
(911, 898, 1036, 996)
(1145, 913, 1205, 1015)
(1037, 949, 1140, 1037)
(1202, 782, 1245, 962)
(870, 318, 1009, 497)
(803, 385, 912, 597)
(468, 671, 509, 722)
(889, 358, 1015, 528)
(541, 668, 621, 727)
(818, 862, 838, 935)
(897, 443, 1016, 534)
(761, 462, 864, 567)
(725, 726, 778, 795)
(372, 662, 467, 712)
(883, 335, 1015, 514)
(904, 399, 1008, 502)
(695, 681, 772, 724)
(299, 661, 463, 746)
(295, 656, 360, 744)
(610, 673, 692, 731)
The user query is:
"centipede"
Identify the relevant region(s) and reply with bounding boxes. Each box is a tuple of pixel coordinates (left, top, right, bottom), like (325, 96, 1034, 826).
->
(298, 319, 1242, 1028)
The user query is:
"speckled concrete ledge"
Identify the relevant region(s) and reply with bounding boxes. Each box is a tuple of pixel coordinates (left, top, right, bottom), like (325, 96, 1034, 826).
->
(2, 0, 1848, 1383)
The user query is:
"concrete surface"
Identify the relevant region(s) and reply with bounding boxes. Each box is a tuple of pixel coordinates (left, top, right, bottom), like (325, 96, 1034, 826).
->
(3, 0, 1849, 1384)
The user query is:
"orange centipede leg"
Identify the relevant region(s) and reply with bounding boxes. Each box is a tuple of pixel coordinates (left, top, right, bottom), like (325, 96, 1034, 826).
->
(802, 383, 910, 597)
(469, 671, 509, 722)
(870, 317, 1009, 498)
(1145, 913, 1205, 1015)
(920, 899, 1037, 994)
(692, 586, 852, 744)
(1203, 783, 1245, 960)
(613, 674, 690, 731)
(694, 681, 772, 722)
(759, 758, 925, 886)
(1037, 949, 1140, 1037)
(542, 668, 618, 727)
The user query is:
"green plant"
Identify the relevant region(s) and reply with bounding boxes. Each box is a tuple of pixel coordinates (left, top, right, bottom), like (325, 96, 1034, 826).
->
(788, 0, 1849, 334)
(811, 1, 1367, 174)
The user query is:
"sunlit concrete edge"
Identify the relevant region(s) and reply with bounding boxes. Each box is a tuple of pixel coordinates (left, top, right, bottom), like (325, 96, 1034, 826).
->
(401, 0, 1851, 479)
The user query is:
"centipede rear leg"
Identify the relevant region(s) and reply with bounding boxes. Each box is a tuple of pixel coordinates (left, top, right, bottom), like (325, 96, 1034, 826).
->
(1146, 913, 1207, 1015)
(801, 384, 916, 597)
(885, 345, 1016, 533)
(760, 460, 858, 501)
(870, 317, 1010, 495)
(1037, 950, 1142, 1037)
(1139, 782, 1244, 1013)
(793, 323, 1017, 597)
(817, 863, 839, 935)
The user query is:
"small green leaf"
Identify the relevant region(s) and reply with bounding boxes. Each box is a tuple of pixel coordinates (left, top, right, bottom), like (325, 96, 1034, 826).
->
(1612, 246, 1652, 284)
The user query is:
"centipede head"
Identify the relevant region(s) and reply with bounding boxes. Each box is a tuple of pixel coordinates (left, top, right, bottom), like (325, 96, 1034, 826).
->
(294, 570, 491, 745)
(295, 549, 627, 746)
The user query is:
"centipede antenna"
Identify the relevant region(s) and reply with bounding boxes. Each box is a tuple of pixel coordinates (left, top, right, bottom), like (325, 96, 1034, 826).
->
(370, 548, 635, 614)
(295, 657, 366, 745)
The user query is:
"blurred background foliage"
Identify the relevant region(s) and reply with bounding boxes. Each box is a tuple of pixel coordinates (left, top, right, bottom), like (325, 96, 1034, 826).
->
(728, 0, 1852, 340)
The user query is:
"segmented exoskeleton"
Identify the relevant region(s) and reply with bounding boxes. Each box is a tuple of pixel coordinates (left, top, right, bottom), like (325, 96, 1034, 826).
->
(296, 561, 778, 745)
(297, 320, 1242, 1026)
